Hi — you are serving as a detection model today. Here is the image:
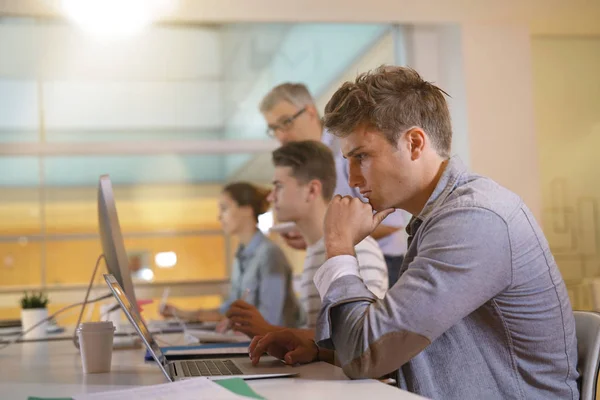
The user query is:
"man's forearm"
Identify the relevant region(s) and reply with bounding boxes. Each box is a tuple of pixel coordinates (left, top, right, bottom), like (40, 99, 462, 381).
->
(288, 328, 315, 340)
(314, 264, 428, 380)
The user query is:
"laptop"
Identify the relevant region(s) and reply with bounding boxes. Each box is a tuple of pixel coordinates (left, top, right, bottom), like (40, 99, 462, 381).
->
(103, 274, 297, 381)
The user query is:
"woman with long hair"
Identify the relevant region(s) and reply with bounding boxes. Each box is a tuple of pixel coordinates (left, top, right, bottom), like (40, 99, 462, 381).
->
(160, 182, 301, 329)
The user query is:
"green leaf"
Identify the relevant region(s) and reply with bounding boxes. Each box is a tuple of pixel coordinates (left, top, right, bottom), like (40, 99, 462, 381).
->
(20, 291, 49, 309)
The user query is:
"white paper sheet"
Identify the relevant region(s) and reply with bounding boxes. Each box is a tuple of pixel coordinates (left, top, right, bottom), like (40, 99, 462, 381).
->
(186, 329, 250, 343)
(72, 378, 250, 400)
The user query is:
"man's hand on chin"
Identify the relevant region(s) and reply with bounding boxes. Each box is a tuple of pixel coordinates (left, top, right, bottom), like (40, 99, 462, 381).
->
(324, 195, 394, 259)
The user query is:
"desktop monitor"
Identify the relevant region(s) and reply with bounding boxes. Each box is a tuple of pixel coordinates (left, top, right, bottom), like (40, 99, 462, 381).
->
(98, 174, 138, 307)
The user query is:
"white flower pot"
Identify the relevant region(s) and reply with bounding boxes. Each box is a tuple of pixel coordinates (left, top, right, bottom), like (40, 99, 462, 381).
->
(21, 308, 48, 338)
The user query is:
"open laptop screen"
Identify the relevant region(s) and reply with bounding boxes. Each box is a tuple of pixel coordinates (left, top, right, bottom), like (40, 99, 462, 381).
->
(103, 274, 166, 365)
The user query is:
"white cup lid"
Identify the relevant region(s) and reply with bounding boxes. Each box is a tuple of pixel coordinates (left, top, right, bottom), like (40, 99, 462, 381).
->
(77, 321, 115, 333)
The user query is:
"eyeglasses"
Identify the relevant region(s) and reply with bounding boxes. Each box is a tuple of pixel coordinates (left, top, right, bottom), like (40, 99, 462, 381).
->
(266, 108, 307, 137)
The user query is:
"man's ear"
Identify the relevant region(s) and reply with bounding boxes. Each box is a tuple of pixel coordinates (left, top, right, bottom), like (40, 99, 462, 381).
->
(306, 179, 323, 202)
(406, 127, 427, 160)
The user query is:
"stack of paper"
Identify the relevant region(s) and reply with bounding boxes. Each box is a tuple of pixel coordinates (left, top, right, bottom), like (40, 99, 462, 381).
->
(71, 378, 264, 400)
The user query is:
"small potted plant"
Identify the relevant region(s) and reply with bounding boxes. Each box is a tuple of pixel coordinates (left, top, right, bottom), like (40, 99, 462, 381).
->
(20, 291, 49, 338)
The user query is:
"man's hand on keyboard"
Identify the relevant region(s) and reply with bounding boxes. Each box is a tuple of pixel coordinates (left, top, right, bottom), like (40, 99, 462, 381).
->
(249, 329, 318, 366)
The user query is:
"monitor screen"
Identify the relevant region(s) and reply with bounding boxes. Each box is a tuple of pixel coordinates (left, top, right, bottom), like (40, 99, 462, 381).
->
(98, 175, 138, 307)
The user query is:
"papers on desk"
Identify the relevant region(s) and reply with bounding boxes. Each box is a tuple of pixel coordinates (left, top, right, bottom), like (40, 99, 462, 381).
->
(72, 377, 262, 400)
(146, 320, 218, 332)
(186, 329, 251, 343)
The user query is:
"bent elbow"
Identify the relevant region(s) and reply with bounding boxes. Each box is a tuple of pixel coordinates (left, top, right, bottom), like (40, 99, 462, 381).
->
(340, 331, 431, 380)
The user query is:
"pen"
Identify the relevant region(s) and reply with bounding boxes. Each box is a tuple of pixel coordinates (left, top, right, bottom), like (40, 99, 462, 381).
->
(159, 287, 170, 313)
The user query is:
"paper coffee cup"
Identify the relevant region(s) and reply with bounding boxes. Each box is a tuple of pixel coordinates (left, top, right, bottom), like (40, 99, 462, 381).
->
(77, 321, 115, 374)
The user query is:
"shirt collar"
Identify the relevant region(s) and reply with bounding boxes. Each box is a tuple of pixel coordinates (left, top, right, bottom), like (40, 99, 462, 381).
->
(236, 230, 265, 260)
(406, 156, 467, 236)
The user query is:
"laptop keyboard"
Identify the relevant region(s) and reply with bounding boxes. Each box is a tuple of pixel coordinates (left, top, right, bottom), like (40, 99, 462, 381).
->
(180, 360, 243, 377)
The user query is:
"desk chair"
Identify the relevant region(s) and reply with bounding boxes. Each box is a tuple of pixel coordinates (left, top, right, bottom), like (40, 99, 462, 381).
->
(574, 311, 600, 400)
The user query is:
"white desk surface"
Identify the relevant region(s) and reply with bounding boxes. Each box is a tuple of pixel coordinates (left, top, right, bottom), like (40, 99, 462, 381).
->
(0, 335, 424, 400)
(0, 320, 193, 344)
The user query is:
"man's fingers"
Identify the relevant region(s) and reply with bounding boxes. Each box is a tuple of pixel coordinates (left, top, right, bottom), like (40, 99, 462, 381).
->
(373, 208, 395, 227)
(283, 347, 309, 365)
(249, 335, 274, 366)
(250, 333, 274, 358)
(249, 335, 262, 354)
(248, 336, 263, 365)
(249, 331, 283, 361)
(335, 195, 352, 205)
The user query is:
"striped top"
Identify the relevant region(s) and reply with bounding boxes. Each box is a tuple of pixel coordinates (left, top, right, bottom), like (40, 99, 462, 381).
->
(299, 236, 388, 329)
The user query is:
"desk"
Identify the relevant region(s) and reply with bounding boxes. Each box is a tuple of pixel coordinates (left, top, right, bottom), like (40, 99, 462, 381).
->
(0, 336, 424, 399)
(0, 320, 201, 344)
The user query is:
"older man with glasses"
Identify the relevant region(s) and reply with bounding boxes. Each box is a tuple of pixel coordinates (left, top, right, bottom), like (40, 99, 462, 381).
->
(259, 83, 409, 287)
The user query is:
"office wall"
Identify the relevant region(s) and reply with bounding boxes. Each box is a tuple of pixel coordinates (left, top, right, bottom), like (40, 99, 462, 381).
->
(462, 24, 540, 220)
(531, 36, 600, 310)
(401, 24, 540, 220)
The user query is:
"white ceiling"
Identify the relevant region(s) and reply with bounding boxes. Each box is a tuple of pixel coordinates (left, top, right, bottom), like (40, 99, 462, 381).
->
(1, 0, 599, 35)
(0, 22, 221, 80)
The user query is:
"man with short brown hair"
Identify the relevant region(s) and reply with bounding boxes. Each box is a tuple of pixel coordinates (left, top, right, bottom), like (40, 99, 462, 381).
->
(226, 140, 388, 337)
(248, 66, 579, 400)
(260, 82, 409, 286)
